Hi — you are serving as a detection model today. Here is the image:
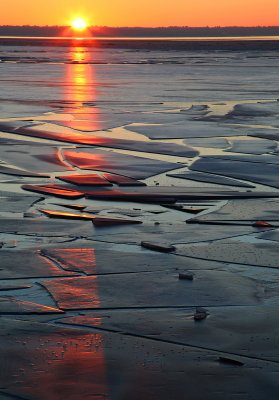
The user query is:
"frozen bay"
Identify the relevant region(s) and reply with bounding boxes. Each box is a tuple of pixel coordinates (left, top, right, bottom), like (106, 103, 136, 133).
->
(0, 38, 279, 400)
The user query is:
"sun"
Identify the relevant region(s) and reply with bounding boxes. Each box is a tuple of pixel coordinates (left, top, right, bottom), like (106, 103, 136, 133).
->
(71, 18, 88, 31)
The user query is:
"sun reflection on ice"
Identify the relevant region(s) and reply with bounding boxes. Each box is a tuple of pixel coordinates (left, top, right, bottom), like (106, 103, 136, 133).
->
(17, 331, 111, 400)
(64, 47, 102, 131)
(66, 47, 95, 104)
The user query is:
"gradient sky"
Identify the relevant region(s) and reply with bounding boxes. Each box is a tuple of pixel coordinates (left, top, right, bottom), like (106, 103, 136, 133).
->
(1, 0, 279, 27)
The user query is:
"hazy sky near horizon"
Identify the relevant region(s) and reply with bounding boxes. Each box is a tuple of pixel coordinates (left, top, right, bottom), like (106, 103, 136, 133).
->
(2, 0, 279, 27)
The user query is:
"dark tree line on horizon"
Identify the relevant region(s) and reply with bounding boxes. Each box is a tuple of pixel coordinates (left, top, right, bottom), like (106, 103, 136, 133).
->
(2, 25, 279, 37)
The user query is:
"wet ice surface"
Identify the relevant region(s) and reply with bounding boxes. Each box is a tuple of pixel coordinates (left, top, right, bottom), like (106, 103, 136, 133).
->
(1, 42, 279, 399)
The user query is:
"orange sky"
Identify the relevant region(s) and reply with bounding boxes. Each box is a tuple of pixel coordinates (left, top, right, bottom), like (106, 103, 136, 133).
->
(1, 0, 279, 27)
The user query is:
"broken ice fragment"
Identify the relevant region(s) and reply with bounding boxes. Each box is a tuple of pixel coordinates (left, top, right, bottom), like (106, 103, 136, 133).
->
(141, 241, 176, 253)
(218, 357, 244, 366)
(178, 272, 194, 281)
(252, 220, 274, 228)
(194, 307, 208, 321)
(92, 216, 142, 226)
(22, 184, 85, 199)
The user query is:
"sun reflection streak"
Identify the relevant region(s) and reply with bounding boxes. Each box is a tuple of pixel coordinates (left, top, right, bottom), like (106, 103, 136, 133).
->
(44, 248, 97, 275)
(68, 65, 91, 102)
(65, 47, 95, 104)
(20, 248, 111, 399)
(64, 47, 101, 131)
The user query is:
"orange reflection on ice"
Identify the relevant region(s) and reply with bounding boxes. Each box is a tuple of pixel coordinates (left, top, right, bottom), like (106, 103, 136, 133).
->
(45, 248, 97, 275)
(40, 209, 97, 221)
(66, 58, 93, 103)
(16, 330, 110, 400)
(72, 47, 88, 63)
(59, 119, 105, 132)
(64, 150, 109, 169)
(41, 276, 102, 309)
(65, 47, 101, 131)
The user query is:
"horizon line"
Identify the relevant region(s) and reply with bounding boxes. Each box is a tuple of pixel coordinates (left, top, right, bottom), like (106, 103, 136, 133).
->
(2, 25, 279, 28)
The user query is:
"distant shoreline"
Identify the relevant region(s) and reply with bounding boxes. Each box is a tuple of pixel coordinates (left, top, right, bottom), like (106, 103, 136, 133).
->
(1, 36, 279, 51)
(2, 25, 279, 39)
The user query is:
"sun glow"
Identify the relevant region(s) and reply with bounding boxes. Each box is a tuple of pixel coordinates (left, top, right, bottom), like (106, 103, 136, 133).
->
(71, 18, 88, 31)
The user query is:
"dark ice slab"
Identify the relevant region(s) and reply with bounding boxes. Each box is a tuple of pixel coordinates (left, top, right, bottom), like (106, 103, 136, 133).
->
(190, 157, 279, 189)
(52, 203, 87, 211)
(41, 269, 261, 310)
(61, 305, 279, 361)
(0, 165, 49, 178)
(141, 241, 176, 252)
(167, 171, 254, 188)
(22, 184, 85, 199)
(225, 139, 277, 155)
(102, 173, 146, 186)
(0, 192, 42, 212)
(63, 148, 180, 179)
(200, 154, 279, 165)
(175, 239, 279, 268)
(249, 130, 279, 141)
(1, 318, 278, 400)
(57, 173, 113, 186)
(189, 199, 279, 223)
(85, 187, 279, 202)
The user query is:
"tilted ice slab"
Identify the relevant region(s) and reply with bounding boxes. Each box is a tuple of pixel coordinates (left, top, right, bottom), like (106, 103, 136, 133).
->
(190, 156, 279, 189)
